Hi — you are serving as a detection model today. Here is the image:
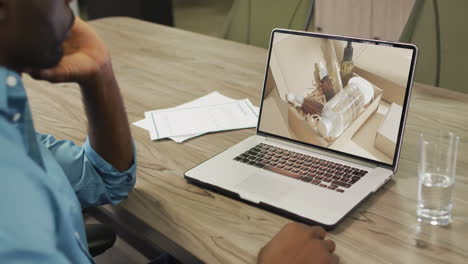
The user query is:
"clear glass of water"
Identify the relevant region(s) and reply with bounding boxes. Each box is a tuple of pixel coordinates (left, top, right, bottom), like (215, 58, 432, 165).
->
(417, 132, 459, 226)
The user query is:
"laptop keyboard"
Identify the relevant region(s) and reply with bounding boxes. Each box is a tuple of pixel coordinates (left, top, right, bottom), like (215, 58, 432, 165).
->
(234, 143, 368, 193)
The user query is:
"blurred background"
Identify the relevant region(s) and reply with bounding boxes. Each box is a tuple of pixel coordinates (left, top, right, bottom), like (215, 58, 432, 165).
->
(72, 0, 468, 93)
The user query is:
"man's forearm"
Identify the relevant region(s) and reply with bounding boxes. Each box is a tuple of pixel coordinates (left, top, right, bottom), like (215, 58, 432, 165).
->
(80, 61, 133, 172)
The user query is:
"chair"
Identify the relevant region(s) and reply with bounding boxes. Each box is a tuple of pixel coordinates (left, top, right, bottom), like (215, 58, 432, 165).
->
(83, 208, 117, 257)
(400, 0, 468, 93)
(86, 223, 117, 257)
(223, 0, 314, 48)
(84, 0, 174, 26)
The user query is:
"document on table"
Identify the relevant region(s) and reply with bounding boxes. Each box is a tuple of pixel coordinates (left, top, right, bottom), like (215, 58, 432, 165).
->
(135, 92, 260, 142)
(133, 92, 259, 143)
(134, 92, 236, 141)
(145, 99, 258, 140)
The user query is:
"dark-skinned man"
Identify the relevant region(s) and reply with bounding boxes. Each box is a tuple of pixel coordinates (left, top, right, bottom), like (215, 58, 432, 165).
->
(0, 1, 338, 263)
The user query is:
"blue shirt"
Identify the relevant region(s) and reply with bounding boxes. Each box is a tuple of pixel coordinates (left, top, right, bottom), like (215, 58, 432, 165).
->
(0, 67, 137, 263)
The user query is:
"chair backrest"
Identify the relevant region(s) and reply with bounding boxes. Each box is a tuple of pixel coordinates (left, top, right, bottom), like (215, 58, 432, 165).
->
(400, 0, 468, 93)
(86, 0, 174, 26)
(223, 0, 312, 48)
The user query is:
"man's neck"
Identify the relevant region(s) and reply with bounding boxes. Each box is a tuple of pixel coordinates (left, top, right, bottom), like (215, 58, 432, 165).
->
(0, 63, 20, 74)
(0, 50, 23, 73)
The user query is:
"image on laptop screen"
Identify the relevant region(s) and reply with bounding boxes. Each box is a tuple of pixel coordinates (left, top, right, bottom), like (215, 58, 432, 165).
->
(258, 31, 416, 166)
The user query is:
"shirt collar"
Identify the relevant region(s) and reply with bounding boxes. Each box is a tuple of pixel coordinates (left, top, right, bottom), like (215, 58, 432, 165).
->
(0, 67, 23, 110)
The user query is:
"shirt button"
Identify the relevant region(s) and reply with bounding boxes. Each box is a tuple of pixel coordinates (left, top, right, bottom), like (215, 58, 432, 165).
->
(12, 113, 21, 122)
(6, 75, 18, 87)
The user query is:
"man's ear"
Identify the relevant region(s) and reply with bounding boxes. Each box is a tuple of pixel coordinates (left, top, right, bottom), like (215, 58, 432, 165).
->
(0, 2, 6, 21)
(0, 0, 7, 21)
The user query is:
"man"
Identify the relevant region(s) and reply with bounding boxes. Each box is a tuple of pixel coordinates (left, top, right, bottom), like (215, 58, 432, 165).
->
(0, 0, 136, 263)
(0, 1, 338, 263)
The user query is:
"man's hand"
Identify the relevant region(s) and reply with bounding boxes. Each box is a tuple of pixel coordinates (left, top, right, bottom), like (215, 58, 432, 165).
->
(258, 223, 338, 264)
(34, 16, 110, 85)
(30, 17, 133, 172)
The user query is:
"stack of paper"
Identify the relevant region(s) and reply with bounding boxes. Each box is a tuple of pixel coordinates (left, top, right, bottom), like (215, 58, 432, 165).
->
(134, 92, 260, 143)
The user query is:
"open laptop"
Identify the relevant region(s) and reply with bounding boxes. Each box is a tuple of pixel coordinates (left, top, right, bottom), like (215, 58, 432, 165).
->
(185, 29, 418, 229)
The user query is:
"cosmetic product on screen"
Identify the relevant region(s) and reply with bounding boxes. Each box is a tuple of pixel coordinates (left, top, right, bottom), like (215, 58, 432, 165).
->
(318, 62, 335, 101)
(286, 93, 304, 107)
(340, 41, 354, 86)
(317, 77, 374, 139)
(286, 93, 324, 115)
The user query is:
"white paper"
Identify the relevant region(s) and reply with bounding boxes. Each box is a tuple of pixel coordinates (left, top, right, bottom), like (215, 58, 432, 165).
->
(166, 92, 237, 142)
(134, 92, 259, 142)
(145, 99, 258, 140)
(134, 92, 236, 140)
(133, 118, 152, 130)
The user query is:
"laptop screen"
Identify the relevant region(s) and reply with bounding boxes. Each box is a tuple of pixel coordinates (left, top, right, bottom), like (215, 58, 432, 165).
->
(257, 30, 417, 167)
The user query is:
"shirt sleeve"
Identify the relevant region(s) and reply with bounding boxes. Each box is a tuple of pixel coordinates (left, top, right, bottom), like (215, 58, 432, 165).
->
(37, 133, 137, 208)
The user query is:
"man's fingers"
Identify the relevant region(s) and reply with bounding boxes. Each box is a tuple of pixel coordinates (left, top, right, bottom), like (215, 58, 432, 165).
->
(309, 226, 326, 239)
(28, 67, 62, 82)
(323, 239, 336, 253)
(37, 63, 74, 83)
(329, 253, 340, 264)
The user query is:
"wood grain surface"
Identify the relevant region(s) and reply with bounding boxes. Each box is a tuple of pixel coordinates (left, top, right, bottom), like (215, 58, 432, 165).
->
(24, 17, 468, 264)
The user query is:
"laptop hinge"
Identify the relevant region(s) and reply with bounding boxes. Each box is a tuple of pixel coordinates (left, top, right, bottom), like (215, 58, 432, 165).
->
(261, 134, 390, 170)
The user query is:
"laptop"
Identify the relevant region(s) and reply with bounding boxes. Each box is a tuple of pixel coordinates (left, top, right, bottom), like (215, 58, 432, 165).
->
(185, 29, 418, 229)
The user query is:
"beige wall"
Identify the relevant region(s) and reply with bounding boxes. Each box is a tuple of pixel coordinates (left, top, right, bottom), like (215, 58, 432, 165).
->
(270, 33, 342, 101)
(270, 34, 325, 100)
(334, 41, 414, 88)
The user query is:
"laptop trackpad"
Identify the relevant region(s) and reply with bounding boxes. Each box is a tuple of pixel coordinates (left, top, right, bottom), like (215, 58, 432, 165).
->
(235, 173, 293, 203)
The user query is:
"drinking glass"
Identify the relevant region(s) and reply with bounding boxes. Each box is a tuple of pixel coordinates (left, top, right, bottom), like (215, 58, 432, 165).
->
(417, 132, 459, 226)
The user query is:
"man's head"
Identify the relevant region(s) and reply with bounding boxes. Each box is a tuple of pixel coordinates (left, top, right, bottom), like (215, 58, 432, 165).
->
(0, 0, 75, 72)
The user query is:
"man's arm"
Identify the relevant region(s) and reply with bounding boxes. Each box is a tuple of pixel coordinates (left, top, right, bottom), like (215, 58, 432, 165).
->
(80, 60, 133, 172)
(258, 223, 339, 264)
(32, 18, 136, 207)
(37, 133, 136, 207)
(37, 17, 133, 172)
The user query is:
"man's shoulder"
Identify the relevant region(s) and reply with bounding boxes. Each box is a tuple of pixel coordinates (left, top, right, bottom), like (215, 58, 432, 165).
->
(0, 112, 24, 147)
(0, 116, 57, 217)
(0, 115, 36, 176)
(0, 119, 68, 262)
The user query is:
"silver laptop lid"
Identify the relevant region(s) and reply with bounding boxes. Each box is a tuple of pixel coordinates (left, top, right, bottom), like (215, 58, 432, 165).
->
(256, 29, 418, 171)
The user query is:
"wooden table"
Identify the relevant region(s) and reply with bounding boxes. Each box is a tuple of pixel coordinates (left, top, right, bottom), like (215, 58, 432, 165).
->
(25, 17, 468, 264)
